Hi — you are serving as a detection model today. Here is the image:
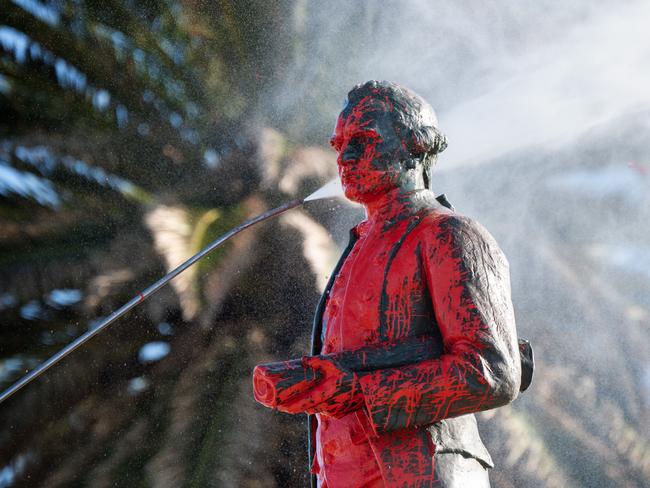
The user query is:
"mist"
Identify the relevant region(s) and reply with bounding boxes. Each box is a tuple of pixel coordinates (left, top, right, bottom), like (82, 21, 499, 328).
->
(269, 2, 650, 486)
(274, 1, 647, 156)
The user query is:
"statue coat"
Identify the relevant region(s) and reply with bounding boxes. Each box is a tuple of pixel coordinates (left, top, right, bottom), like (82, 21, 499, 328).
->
(308, 190, 521, 487)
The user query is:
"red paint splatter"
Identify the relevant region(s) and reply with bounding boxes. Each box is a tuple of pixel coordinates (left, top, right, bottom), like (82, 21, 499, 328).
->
(627, 161, 648, 177)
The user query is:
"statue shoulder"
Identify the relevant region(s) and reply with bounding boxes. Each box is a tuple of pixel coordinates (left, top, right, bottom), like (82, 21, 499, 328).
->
(416, 210, 508, 265)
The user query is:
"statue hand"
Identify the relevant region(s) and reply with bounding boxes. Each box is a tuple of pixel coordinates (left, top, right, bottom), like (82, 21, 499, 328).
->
(275, 355, 362, 416)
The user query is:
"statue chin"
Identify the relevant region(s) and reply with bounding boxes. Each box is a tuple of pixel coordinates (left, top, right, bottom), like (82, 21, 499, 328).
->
(341, 182, 392, 205)
(342, 186, 366, 203)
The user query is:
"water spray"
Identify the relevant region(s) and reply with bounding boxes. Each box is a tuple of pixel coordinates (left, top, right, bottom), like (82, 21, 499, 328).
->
(0, 179, 344, 405)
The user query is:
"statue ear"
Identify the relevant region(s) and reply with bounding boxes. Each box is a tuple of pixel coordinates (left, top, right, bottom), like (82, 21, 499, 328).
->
(402, 128, 422, 157)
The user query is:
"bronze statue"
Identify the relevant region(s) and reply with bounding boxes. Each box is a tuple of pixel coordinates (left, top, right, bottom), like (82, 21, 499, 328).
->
(254, 80, 532, 487)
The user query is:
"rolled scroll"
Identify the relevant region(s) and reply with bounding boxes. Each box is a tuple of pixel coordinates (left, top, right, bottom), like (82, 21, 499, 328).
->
(253, 358, 322, 409)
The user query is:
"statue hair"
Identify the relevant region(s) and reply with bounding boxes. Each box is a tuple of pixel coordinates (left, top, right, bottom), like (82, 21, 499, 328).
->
(347, 80, 447, 189)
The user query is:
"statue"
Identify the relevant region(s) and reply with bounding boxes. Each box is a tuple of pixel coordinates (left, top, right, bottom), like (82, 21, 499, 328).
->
(254, 80, 533, 487)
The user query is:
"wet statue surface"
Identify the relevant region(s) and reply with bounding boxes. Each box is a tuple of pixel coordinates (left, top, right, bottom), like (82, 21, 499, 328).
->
(254, 80, 533, 488)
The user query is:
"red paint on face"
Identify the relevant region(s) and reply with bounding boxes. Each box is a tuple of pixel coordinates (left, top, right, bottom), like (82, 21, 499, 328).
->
(330, 95, 410, 204)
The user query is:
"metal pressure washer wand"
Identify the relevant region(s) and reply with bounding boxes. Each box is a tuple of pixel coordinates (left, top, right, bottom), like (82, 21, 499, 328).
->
(0, 198, 305, 404)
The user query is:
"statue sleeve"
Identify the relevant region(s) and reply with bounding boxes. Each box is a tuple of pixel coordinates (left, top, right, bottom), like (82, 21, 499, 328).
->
(357, 215, 522, 436)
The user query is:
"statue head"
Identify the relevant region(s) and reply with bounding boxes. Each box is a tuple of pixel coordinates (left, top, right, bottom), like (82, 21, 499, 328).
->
(330, 80, 447, 204)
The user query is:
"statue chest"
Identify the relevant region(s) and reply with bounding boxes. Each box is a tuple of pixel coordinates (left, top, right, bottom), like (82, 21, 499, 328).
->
(322, 218, 437, 353)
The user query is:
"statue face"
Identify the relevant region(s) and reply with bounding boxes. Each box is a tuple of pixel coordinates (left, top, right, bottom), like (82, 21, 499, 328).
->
(330, 96, 412, 203)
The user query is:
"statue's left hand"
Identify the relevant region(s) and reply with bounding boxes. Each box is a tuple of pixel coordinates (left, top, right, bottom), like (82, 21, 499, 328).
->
(277, 355, 363, 417)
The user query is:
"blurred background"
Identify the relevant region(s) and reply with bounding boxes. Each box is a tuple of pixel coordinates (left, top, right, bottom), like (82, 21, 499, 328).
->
(1, 1, 649, 486)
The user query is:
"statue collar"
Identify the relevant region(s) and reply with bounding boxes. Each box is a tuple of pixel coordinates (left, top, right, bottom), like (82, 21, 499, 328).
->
(355, 189, 437, 236)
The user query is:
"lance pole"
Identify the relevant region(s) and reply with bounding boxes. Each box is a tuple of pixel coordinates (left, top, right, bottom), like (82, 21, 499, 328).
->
(0, 198, 304, 404)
